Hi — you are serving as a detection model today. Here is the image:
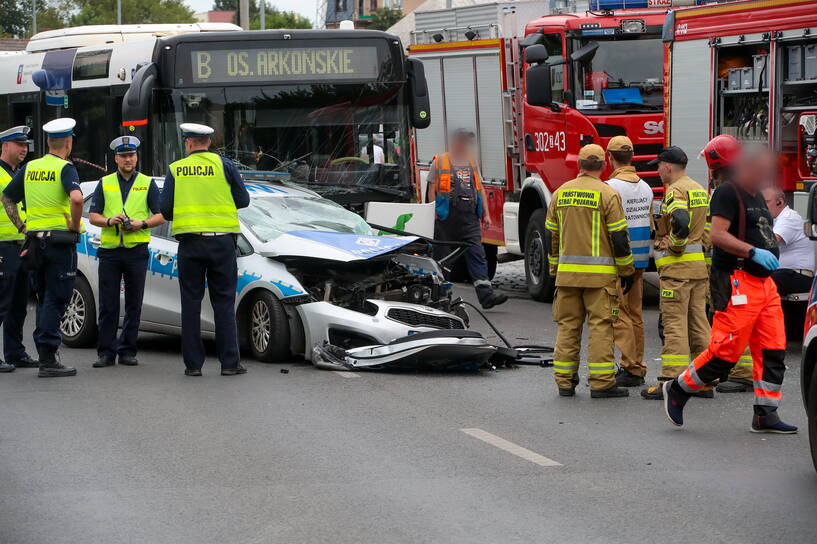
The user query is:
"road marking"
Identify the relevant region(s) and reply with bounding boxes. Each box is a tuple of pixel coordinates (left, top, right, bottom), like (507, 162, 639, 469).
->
(461, 428, 562, 467)
(333, 371, 360, 378)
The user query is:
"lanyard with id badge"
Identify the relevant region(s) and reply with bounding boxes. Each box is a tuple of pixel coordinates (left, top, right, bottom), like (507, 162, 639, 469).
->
(732, 278, 748, 306)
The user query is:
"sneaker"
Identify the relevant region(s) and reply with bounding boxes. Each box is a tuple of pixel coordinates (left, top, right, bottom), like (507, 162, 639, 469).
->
(118, 356, 138, 366)
(558, 387, 575, 397)
(184, 368, 202, 376)
(9, 355, 38, 368)
(0, 361, 15, 373)
(590, 386, 629, 398)
(716, 378, 753, 393)
(663, 381, 688, 427)
(751, 417, 798, 434)
(481, 293, 509, 310)
(641, 384, 664, 400)
(221, 364, 248, 376)
(615, 368, 645, 387)
(93, 357, 115, 368)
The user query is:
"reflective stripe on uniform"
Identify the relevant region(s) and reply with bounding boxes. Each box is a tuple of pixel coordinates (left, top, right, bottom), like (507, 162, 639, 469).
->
(591, 210, 600, 256)
(558, 255, 617, 274)
(557, 263, 617, 274)
(736, 355, 753, 367)
(661, 353, 690, 366)
(546, 219, 558, 231)
(0, 167, 24, 241)
(606, 218, 627, 232)
(553, 361, 579, 374)
(615, 255, 633, 266)
(588, 362, 615, 374)
(654, 244, 704, 267)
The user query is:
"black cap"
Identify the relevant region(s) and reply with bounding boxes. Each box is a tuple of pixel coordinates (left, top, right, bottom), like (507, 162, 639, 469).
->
(647, 146, 688, 167)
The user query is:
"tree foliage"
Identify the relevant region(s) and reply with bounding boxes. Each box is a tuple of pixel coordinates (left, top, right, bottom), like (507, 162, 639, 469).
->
(70, 0, 195, 26)
(367, 7, 403, 31)
(0, 0, 67, 38)
(211, 0, 312, 29)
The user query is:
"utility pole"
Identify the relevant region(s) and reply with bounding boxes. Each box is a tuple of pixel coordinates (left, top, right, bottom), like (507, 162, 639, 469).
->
(239, 0, 249, 30)
(32, 0, 37, 36)
(117, 0, 122, 25)
(260, 0, 266, 30)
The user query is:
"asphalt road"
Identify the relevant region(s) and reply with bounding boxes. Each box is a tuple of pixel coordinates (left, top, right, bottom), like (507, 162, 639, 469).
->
(1, 262, 815, 543)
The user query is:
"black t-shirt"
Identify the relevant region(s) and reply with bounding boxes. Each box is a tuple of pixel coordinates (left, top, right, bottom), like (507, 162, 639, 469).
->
(710, 183, 779, 278)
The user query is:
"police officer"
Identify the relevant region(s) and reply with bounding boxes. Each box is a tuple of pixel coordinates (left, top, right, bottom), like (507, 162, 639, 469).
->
(159, 123, 250, 376)
(641, 147, 710, 400)
(88, 136, 164, 368)
(1, 118, 83, 377)
(546, 144, 634, 398)
(0, 126, 38, 372)
(427, 129, 507, 309)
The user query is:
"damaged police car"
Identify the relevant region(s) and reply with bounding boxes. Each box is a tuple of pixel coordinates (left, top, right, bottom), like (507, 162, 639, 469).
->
(62, 180, 488, 366)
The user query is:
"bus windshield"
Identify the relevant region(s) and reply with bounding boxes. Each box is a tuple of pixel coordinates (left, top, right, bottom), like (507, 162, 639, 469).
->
(573, 36, 663, 113)
(155, 83, 412, 202)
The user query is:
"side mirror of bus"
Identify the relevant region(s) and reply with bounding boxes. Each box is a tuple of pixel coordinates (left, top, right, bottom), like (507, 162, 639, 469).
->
(807, 183, 817, 240)
(407, 58, 431, 130)
(526, 64, 553, 107)
(122, 63, 158, 128)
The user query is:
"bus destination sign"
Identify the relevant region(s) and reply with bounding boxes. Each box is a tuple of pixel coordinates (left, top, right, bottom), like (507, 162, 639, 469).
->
(190, 46, 380, 84)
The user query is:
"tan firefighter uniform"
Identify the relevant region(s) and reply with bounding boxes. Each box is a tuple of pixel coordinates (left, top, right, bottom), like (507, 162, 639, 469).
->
(655, 175, 710, 379)
(546, 145, 635, 391)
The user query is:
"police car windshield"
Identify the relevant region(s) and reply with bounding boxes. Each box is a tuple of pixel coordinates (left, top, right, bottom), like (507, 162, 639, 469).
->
(573, 36, 663, 113)
(159, 86, 411, 202)
(239, 194, 373, 243)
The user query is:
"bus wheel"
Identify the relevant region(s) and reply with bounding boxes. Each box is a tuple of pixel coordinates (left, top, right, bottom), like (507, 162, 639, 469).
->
(524, 209, 555, 303)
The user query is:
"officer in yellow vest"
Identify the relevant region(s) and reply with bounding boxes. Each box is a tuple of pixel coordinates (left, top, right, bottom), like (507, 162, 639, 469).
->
(0, 118, 84, 377)
(427, 129, 507, 309)
(88, 136, 164, 368)
(159, 123, 250, 376)
(0, 126, 38, 372)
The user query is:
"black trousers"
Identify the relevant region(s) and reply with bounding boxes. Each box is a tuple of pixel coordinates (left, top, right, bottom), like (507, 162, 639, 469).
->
(31, 242, 76, 353)
(435, 208, 493, 304)
(0, 240, 30, 361)
(96, 245, 149, 360)
(177, 234, 240, 370)
(771, 268, 813, 296)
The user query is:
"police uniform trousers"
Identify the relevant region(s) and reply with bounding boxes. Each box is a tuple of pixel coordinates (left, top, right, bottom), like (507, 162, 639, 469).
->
(552, 278, 618, 390)
(0, 240, 30, 361)
(658, 276, 710, 379)
(177, 234, 240, 370)
(673, 269, 787, 423)
(96, 244, 149, 361)
(31, 239, 76, 354)
(434, 199, 493, 304)
(613, 268, 645, 377)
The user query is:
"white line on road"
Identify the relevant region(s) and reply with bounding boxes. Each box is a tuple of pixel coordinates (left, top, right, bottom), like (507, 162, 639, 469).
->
(461, 428, 562, 467)
(333, 371, 360, 378)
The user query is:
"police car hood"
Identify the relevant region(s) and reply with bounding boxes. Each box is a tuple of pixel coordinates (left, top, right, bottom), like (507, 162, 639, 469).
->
(257, 231, 418, 262)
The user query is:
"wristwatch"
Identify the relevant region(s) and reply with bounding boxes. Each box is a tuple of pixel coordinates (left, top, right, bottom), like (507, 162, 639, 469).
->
(748, 247, 756, 259)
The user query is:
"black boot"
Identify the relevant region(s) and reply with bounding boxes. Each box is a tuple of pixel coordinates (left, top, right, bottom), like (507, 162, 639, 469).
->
(38, 349, 76, 378)
(9, 354, 39, 368)
(591, 385, 629, 398)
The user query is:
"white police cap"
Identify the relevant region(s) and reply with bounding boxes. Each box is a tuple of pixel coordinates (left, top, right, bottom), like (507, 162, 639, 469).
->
(179, 123, 214, 138)
(110, 135, 140, 154)
(0, 126, 31, 143)
(42, 118, 76, 138)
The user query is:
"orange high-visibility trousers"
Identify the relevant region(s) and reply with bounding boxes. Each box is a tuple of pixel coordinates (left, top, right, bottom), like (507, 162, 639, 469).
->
(674, 270, 786, 422)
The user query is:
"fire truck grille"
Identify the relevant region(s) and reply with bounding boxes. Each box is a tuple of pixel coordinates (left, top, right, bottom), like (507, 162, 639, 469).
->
(386, 308, 465, 330)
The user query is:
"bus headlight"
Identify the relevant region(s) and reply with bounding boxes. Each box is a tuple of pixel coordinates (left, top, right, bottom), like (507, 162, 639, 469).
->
(620, 20, 645, 34)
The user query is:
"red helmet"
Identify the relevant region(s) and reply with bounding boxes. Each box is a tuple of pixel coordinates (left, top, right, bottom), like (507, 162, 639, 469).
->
(701, 134, 741, 171)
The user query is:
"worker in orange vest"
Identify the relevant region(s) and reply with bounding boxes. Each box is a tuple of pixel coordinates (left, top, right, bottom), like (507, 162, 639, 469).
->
(428, 129, 507, 309)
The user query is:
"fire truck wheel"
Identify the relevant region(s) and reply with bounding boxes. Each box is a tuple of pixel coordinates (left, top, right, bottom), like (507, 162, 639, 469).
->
(524, 208, 555, 303)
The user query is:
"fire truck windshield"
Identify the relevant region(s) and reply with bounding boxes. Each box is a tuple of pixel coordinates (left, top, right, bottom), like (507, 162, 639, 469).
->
(573, 36, 663, 113)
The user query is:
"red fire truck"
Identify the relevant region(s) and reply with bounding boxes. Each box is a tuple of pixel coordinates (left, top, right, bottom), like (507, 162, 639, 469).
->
(410, 1, 690, 301)
(662, 0, 817, 192)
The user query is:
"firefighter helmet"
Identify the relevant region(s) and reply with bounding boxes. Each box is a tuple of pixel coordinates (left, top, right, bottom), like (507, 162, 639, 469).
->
(701, 134, 741, 171)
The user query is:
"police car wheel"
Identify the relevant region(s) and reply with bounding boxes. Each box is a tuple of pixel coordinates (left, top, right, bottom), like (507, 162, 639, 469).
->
(247, 290, 291, 362)
(61, 275, 98, 348)
(524, 209, 555, 303)
(809, 368, 817, 473)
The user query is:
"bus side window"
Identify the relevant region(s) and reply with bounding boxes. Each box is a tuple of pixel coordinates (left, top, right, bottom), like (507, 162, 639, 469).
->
(66, 87, 110, 182)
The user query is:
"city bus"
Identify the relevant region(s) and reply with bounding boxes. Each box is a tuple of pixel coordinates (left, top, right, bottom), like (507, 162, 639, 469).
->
(0, 24, 430, 211)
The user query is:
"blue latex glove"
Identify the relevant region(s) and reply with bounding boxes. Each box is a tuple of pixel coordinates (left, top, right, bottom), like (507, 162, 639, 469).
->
(750, 248, 779, 271)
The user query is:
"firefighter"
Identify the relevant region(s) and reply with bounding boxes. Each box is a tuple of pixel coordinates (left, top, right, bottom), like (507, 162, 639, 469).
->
(0, 118, 83, 377)
(546, 144, 634, 398)
(159, 123, 250, 376)
(604, 136, 654, 387)
(427, 129, 507, 309)
(641, 147, 711, 400)
(663, 147, 797, 433)
(701, 134, 755, 394)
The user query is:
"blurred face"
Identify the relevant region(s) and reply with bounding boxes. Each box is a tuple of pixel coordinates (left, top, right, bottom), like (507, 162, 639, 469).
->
(0, 140, 28, 166)
(449, 135, 474, 159)
(115, 152, 137, 175)
(735, 148, 776, 193)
